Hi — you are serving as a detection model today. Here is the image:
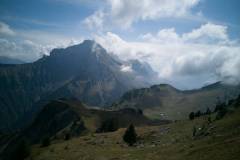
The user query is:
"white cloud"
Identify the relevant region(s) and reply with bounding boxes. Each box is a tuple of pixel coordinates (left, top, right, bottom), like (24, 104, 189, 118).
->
(0, 38, 50, 62)
(120, 64, 133, 72)
(182, 23, 228, 43)
(0, 22, 15, 36)
(83, 0, 200, 30)
(141, 23, 230, 44)
(0, 37, 84, 62)
(141, 28, 181, 43)
(83, 10, 105, 30)
(0, 26, 84, 62)
(108, 0, 200, 28)
(94, 23, 240, 89)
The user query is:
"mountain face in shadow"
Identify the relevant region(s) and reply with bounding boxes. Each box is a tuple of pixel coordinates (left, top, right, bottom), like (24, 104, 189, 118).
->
(0, 40, 155, 131)
(110, 82, 240, 120)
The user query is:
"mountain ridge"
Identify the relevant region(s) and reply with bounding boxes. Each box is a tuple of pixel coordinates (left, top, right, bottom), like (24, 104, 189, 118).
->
(110, 82, 240, 120)
(0, 40, 156, 131)
(0, 56, 25, 64)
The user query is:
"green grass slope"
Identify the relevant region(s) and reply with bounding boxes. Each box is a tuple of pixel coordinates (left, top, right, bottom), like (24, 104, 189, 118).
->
(30, 105, 240, 160)
(110, 83, 240, 120)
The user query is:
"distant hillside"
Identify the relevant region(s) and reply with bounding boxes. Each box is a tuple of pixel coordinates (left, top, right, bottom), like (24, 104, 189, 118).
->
(24, 99, 164, 143)
(0, 56, 25, 64)
(0, 40, 156, 131)
(110, 82, 240, 120)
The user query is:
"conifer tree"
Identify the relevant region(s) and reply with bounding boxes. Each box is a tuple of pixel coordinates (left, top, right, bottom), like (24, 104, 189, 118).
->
(123, 124, 137, 146)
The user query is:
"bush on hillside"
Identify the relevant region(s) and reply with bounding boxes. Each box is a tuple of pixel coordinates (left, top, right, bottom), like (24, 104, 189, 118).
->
(11, 138, 31, 160)
(64, 133, 71, 140)
(96, 118, 119, 133)
(192, 126, 197, 137)
(208, 116, 212, 123)
(215, 107, 227, 120)
(195, 110, 202, 117)
(205, 107, 211, 115)
(214, 103, 226, 112)
(137, 109, 143, 115)
(41, 137, 50, 147)
(123, 124, 137, 146)
(189, 112, 195, 120)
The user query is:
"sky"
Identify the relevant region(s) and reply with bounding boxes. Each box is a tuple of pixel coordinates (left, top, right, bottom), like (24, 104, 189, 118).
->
(0, 0, 240, 89)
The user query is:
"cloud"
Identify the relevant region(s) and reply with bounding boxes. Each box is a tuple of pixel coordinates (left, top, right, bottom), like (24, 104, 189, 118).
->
(0, 38, 50, 62)
(0, 37, 84, 62)
(83, 10, 105, 30)
(83, 0, 201, 30)
(141, 28, 181, 43)
(17, 29, 83, 46)
(0, 24, 83, 62)
(120, 64, 133, 72)
(108, 0, 200, 28)
(94, 23, 240, 89)
(182, 23, 228, 43)
(141, 23, 230, 44)
(0, 21, 15, 36)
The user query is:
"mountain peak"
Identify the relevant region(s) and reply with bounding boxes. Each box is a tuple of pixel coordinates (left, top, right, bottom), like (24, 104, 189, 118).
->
(82, 39, 96, 45)
(76, 39, 100, 50)
(201, 81, 222, 90)
(150, 84, 179, 92)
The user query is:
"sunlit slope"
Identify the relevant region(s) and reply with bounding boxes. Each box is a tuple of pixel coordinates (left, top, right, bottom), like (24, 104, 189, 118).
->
(111, 83, 240, 120)
(31, 103, 240, 160)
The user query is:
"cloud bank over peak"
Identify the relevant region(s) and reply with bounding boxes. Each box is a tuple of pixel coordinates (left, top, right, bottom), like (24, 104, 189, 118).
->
(84, 0, 201, 29)
(0, 21, 84, 62)
(94, 23, 240, 89)
(83, 10, 105, 30)
(182, 23, 229, 43)
(141, 23, 230, 44)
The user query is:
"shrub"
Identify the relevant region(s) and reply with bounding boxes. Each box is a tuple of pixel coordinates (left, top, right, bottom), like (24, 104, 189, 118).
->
(189, 112, 195, 120)
(195, 110, 201, 117)
(137, 109, 143, 115)
(208, 116, 212, 123)
(192, 126, 197, 137)
(205, 108, 211, 115)
(64, 133, 71, 140)
(235, 95, 240, 107)
(41, 137, 50, 147)
(12, 139, 31, 160)
(97, 118, 119, 133)
(215, 107, 227, 120)
(228, 99, 235, 106)
(214, 103, 226, 112)
(123, 124, 137, 146)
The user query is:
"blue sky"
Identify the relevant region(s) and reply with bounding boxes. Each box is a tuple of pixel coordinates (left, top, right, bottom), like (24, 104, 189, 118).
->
(1, 0, 239, 39)
(0, 0, 240, 89)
